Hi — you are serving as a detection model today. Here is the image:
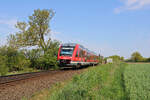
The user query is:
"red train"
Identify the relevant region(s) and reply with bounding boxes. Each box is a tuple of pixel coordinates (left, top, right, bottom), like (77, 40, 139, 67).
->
(57, 43, 99, 68)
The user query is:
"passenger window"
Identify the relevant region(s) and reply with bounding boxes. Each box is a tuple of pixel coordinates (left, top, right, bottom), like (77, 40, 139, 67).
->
(79, 49, 83, 57)
(79, 50, 81, 57)
(76, 50, 79, 57)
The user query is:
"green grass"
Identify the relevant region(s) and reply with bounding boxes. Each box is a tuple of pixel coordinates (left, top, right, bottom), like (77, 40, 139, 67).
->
(49, 63, 126, 100)
(95, 63, 126, 100)
(6, 68, 41, 75)
(124, 64, 150, 100)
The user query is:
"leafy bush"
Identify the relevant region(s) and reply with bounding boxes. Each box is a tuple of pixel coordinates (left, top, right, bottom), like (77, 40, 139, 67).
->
(146, 58, 150, 62)
(24, 49, 41, 69)
(0, 40, 59, 73)
(37, 49, 58, 70)
(0, 46, 31, 72)
(16, 58, 31, 70)
(0, 55, 8, 76)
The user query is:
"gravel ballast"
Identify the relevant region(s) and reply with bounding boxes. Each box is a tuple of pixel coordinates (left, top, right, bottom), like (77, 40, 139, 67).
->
(0, 69, 85, 100)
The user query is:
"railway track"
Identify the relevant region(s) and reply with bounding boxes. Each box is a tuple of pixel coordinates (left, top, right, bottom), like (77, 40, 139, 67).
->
(0, 70, 61, 88)
(0, 67, 81, 88)
(0, 68, 85, 100)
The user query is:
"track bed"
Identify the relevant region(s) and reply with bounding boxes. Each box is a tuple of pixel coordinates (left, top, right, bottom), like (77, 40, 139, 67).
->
(0, 68, 85, 100)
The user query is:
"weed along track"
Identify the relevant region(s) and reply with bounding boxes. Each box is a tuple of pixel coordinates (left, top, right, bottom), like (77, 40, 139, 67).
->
(0, 68, 85, 100)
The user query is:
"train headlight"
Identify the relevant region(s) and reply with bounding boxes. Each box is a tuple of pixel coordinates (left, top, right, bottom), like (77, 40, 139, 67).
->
(57, 60, 60, 63)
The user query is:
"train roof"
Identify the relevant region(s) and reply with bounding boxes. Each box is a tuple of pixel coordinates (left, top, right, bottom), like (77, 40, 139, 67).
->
(61, 43, 77, 47)
(61, 43, 97, 56)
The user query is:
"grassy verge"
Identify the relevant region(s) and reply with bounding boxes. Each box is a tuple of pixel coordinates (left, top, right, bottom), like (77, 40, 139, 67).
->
(23, 81, 69, 100)
(47, 63, 126, 100)
(6, 68, 41, 75)
(95, 63, 127, 100)
(5, 67, 59, 76)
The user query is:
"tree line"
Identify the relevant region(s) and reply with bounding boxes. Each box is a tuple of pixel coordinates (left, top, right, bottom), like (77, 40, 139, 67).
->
(106, 52, 150, 63)
(0, 9, 59, 75)
(126, 52, 150, 62)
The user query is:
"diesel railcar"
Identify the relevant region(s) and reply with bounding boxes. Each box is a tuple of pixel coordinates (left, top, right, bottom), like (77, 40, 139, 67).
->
(57, 43, 99, 68)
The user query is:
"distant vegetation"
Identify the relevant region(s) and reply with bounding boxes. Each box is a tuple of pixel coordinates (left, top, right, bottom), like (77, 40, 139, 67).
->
(125, 51, 150, 62)
(106, 52, 150, 63)
(105, 55, 124, 63)
(0, 9, 59, 76)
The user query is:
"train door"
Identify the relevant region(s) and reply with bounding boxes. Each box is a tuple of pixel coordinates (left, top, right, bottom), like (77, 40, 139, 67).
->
(75, 48, 79, 61)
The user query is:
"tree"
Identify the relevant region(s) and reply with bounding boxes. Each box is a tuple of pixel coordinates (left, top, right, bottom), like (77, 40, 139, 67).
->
(8, 9, 55, 52)
(131, 52, 143, 62)
(146, 57, 150, 62)
(7, 9, 60, 70)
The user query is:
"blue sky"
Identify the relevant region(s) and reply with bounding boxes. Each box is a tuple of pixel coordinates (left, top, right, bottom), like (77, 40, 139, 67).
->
(0, 0, 150, 58)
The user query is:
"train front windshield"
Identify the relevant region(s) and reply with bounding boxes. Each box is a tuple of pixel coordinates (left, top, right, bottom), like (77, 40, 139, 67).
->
(60, 46, 75, 56)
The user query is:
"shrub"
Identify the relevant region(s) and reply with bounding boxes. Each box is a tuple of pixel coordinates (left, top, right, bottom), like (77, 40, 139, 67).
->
(37, 49, 58, 70)
(0, 46, 31, 72)
(24, 49, 41, 69)
(0, 55, 8, 76)
(146, 58, 150, 62)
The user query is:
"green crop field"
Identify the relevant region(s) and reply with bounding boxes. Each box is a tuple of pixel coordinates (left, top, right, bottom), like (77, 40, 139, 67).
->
(27, 63, 150, 100)
(124, 64, 150, 100)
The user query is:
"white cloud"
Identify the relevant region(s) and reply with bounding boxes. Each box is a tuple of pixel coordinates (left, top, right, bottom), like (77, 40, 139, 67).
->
(0, 37, 7, 46)
(115, 0, 150, 13)
(0, 18, 17, 46)
(0, 19, 17, 29)
(44, 30, 61, 42)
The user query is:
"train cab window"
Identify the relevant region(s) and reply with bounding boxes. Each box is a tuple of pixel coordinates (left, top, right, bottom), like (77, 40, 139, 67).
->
(60, 46, 75, 56)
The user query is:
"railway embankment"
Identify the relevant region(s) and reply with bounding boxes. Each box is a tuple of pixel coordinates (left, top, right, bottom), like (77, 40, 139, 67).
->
(0, 68, 86, 100)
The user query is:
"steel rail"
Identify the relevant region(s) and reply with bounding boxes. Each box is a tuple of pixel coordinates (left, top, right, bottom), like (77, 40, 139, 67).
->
(0, 70, 60, 85)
